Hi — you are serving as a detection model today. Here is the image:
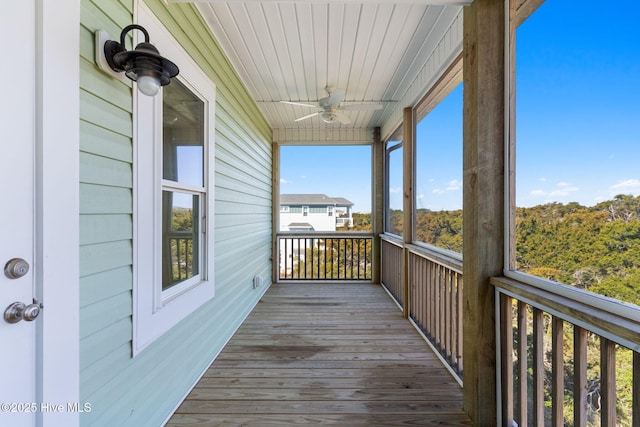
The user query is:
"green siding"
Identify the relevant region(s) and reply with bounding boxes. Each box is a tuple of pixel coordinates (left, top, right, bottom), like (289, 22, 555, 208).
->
(79, 0, 272, 425)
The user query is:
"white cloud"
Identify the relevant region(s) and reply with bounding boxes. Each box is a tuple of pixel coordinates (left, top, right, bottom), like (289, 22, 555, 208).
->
(610, 179, 640, 193)
(417, 194, 425, 199)
(446, 179, 461, 191)
(280, 178, 292, 184)
(549, 183, 579, 197)
(530, 189, 546, 196)
(299, 175, 308, 180)
(389, 187, 401, 194)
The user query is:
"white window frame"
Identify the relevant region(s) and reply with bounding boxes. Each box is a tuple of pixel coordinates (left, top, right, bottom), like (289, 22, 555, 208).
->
(280, 206, 290, 213)
(133, 2, 216, 355)
(502, 0, 640, 323)
(302, 206, 309, 216)
(327, 206, 334, 217)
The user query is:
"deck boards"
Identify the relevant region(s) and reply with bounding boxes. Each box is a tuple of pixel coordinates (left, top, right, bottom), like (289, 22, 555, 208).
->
(166, 283, 471, 426)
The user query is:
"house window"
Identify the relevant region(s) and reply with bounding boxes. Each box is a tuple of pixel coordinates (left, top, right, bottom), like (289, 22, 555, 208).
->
(133, 3, 216, 354)
(327, 206, 334, 217)
(162, 80, 204, 292)
(385, 130, 403, 236)
(414, 60, 463, 254)
(302, 206, 309, 216)
(280, 206, 290, 213)
(507, 0, 640, 312)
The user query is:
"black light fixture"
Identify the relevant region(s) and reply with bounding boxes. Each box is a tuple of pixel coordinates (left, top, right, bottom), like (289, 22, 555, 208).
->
(103, 24, 179, 96)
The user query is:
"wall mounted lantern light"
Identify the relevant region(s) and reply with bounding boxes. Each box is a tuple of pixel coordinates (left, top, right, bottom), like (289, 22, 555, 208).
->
(98, 24, 179, 96)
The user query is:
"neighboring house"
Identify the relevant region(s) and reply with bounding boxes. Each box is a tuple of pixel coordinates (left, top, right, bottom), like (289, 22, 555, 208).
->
(280, 194, 354, 232)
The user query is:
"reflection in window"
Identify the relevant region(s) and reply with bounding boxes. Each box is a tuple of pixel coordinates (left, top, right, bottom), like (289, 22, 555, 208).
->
(162, 79, 205, 292)
(415, 83, 463, 253)
(162, 191, 200, 290)
(163, 80, 204, 187)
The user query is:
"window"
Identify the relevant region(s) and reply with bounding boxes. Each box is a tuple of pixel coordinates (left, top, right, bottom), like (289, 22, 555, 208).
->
(280, 206, 290, 213)
(162, 80, 204, 293)
(414, 67, 463, 254)
(302, 206, 309, 217)
(327, 206, 334, 217)
(508, 0, 640, 313)
(385, 131, 403, 236)
(133, 3, 216, 354)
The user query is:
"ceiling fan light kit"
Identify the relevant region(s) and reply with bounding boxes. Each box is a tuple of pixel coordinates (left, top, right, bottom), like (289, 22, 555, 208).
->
(281, 86, 383, 125)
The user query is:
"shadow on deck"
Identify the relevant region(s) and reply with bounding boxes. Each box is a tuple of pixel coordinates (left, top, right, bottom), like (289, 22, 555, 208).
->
(167, 283, 471, 426)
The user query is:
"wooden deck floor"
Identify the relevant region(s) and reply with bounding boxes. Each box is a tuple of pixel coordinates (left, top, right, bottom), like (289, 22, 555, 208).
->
(166, 283, 471, 426)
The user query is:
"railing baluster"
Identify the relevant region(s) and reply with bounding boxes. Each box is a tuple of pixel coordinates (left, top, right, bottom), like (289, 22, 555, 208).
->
(533, 308, 544, 426)
(517, 301, 528, 426)
(457, 274, 463, 373)
(552, 316, 564, 427)
(574, 325, 588, 427)
(634, 351, 640, 427)
(601, 337, 616, 427)
(500, 293, 514, 427)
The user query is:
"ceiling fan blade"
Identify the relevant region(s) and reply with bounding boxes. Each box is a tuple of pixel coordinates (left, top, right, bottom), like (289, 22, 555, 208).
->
(281, 101, 318, 108)
(333, 110, 351, 125)
(294, 111, 320, 122)
(341, 103, 384, 111)
(327, 88, 346, 106)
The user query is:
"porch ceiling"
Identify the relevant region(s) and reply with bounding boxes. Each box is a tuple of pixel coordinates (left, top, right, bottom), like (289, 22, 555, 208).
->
(189, 0, 466, 143)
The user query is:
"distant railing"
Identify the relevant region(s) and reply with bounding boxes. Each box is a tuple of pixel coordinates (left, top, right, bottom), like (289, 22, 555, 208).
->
(165, 232, 196, 288)
(493, 277, 640, 427)
(380, 235, 464, 379)
(335, 217, 353, 227)
(277, 232, 372, 281)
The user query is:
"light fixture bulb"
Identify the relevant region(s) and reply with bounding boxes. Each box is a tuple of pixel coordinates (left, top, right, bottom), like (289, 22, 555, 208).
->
(137, 74, 161, 96)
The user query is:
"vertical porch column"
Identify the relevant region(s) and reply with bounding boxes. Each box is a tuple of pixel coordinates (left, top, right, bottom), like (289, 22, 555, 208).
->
(372, 127, 383, 285)
(462, 0, 506, 424)
(402, 107, 415, 319)
(272, 142, 280, 284)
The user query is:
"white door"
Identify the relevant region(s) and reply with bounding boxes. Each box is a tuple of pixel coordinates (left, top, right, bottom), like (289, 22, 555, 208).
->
(0, 1, 38, 425)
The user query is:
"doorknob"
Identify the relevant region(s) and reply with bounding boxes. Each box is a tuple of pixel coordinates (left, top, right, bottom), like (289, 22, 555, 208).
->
(4, 299, 42, 323)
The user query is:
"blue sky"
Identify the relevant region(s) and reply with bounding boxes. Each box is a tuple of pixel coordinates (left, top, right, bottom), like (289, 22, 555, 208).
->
(280, 0, 640, 213)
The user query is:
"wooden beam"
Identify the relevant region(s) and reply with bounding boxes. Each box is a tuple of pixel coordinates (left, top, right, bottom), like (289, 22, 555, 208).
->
(462, 0, 505, 424)
(402, 107, 415, 319)
(272, 142, 280, 284)
(372, 127, 384, 285)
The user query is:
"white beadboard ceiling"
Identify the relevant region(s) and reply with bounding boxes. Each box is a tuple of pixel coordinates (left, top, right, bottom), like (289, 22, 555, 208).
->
(190, 1, 465, 142)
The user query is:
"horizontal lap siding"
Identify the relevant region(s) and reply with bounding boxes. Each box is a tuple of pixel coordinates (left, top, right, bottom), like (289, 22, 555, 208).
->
(79, 0, 272, 425)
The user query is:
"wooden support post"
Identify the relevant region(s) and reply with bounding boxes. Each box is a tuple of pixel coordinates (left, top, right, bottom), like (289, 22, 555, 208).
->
(272, 142, 280, 283)
(462, 0, 505, 424)
(372, 127, 383, 285)
(402, 107, 414, 319)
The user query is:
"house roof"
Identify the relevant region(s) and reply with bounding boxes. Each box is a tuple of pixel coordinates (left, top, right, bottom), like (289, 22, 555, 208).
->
(281, 194, 353, 206)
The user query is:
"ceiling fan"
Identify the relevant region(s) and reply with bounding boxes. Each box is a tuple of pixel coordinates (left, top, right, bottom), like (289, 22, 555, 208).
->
(281, 86, 383, 124)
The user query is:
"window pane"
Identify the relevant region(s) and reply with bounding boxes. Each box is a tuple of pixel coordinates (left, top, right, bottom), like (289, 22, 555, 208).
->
(415, 83, 463, 252)
(163, 80, 204, 187)
(279, 145, 371, 232)
(386, 142, 403, 236)
(162, 191, 200, 290)
(515, 1, 640, 307)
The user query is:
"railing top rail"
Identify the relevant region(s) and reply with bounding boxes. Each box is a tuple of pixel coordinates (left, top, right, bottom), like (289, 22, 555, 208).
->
(406, 243, 463, 273)
(492, 276, 640, 352)
(277, 232, 374, 238)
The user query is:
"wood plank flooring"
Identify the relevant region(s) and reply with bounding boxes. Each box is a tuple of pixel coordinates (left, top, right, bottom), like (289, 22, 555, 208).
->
(166, 283, 471, 426)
